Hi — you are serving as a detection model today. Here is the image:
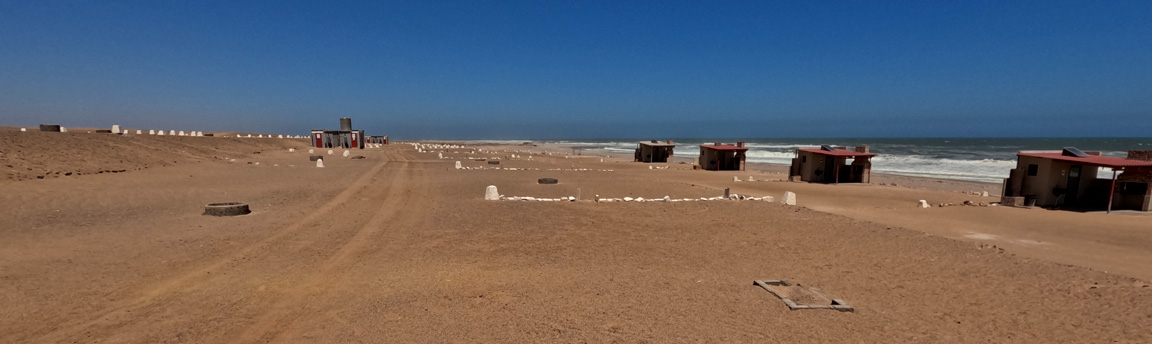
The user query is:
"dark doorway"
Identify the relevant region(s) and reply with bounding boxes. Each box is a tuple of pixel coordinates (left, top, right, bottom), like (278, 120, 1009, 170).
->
(822, 157, 836, 183)
(1065, 165, 1082, 205)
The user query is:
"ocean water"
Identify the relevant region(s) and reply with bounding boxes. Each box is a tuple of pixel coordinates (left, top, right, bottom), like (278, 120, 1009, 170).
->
(552, 138, 1152, 184)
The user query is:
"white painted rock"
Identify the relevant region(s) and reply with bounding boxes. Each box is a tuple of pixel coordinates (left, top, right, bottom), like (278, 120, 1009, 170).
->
(136, 130, 142, 135)
(782, 192, 797, 205)
(918, 200, 930, 208)
(624, 197, 634, 202)
(328, 150, 334, 155)
(112, 125, 120, 134)
(981, 191, 989, 197)
(649, 166, 653, 170)
(316, 159, 325, 168)
(763, 196, 775, 202)
(455, 161, 462, 169)
(438, 153, 443, 159)
(60, 127, 67, 132)
(308, 149, 314, 154)
(278, 135, 283, 138)
(343, 150, 350, 157)
(484, 185, 499, 201)
(288, 148, 295, 152)
(20, 128, 26, 132)
(663, 196, 671, 202)
(733, 176, 741, 182)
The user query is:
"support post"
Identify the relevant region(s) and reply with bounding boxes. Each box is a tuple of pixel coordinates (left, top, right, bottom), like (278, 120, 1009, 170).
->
(1107, 169, 1118, 214)
(834, 161, 840, 185)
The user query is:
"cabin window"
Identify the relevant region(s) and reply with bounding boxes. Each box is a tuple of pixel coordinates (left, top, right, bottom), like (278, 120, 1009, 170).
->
(802, 156, 807, 163)
(1026, 164, 1038, 176)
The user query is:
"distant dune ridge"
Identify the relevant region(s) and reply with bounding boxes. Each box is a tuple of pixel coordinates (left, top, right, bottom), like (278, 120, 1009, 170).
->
(0, 127, 307, 181)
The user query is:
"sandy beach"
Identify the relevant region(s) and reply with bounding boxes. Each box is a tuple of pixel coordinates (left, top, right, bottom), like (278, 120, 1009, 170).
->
(2, 130, 1151, 343)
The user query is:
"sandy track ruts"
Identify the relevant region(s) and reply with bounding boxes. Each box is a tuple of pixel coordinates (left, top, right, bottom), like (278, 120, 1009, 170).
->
(234, 149, 429, 343)
(30, 155, 394, 343)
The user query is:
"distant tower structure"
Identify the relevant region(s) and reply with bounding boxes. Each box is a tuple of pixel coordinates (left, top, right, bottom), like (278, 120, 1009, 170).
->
(340, 117, 352, 132)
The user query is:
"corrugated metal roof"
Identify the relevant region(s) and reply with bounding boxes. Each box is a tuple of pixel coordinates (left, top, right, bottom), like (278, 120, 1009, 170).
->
(699, 144, 748, 151)
(797, 147, 876, 157)
(1017, 152, 1152, 168)
(639, 141, 676, 147)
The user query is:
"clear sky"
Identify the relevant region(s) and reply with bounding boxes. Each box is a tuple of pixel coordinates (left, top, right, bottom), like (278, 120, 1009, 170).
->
(1, 1, 1150, 139)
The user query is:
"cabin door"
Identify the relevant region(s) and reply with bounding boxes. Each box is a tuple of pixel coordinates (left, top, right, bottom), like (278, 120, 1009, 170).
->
(1065, 165, 1082, 205)
(822, 157, 836, 183)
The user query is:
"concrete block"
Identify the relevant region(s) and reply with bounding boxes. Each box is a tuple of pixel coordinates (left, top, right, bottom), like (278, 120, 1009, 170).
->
(782, 192, 797, 205)
(918, 200, 930, 208)
(112, 125, 120, 134)
(316, 159, 325, 168)
(485, 185, 499, 200)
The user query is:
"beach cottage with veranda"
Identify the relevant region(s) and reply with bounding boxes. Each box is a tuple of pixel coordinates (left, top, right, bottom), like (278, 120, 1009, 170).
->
(789, 146, 876, 184)
(635, 140, 676, 163)
(698, 142, 748, 171)
(1001, 148, 1152, 212)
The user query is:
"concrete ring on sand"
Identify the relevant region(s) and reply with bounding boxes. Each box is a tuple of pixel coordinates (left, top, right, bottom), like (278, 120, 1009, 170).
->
(538, 178, 558, 184)
(309, 155, 324, 161)
(204, 202, 251, 216)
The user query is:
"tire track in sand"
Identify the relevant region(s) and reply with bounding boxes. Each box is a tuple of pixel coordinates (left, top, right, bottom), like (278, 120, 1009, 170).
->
(233, 149, 431, 343)
(30, 154, 394, 343)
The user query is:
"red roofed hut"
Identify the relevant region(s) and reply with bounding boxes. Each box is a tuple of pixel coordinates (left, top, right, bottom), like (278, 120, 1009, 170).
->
(698, 142, 748, 171)
(1002, 148, 1152, 212)
(789, 146, 876, 184)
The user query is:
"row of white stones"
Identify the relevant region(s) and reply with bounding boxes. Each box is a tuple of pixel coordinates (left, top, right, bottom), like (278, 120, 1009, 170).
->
(485, 186, 798, 205)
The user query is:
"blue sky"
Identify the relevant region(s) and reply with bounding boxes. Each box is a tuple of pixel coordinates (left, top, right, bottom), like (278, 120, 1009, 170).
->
(1, 1, 1150, 139)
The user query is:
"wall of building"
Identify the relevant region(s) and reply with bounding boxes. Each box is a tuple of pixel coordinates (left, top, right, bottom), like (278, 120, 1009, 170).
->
(1016, 156, 1104, 207)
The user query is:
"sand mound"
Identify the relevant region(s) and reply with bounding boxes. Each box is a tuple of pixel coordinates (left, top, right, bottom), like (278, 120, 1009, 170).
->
(0, 131, 308, 181)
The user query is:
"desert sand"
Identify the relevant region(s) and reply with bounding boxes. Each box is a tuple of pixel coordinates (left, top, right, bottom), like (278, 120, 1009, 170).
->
(2, 130, 1151, 343)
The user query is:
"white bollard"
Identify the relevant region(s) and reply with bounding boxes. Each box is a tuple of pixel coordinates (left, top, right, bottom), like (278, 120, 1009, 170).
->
(484, 185, 500, 200)
(136, 130, 142, 135)
(169, 130, 176, 135)
(288, 148, 295, 152)
(157, 130, 165, 136)
(455, 161, 462, 169)
(782, 192, 797, 205)
(918, 200, 930, 208)
(316, 158, 325, 168)
(149, 130, 155, 135)
(112, 125, 121, 134)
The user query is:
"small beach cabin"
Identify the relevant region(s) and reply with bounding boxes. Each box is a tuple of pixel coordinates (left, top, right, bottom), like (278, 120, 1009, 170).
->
(1001, 148, 1152, 212)
(635, 140, 676, 163)
(789, 146, 876, 184)
(310, 129, 365, 149)
(698, 142, 748, 171)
